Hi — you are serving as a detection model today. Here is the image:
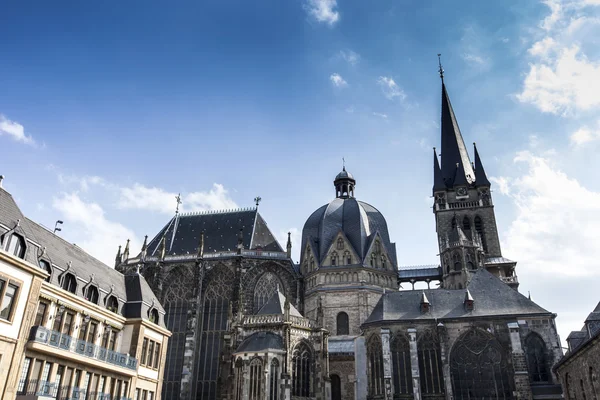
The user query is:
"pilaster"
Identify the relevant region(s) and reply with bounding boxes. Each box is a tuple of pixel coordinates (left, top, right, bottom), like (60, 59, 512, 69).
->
(508, 322, 532, 400)
(408, 328, 422, 400)
(381, 328, 393, 400)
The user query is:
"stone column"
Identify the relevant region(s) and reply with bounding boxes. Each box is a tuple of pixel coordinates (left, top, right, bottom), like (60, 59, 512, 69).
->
(381, 328, 393, 400)
(507, 322, 532, 400)
(437, 324, 453, 400)
(408, 328, 421, 400)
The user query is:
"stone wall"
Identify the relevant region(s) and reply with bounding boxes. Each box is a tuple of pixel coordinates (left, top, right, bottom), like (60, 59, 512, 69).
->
(556, 333, 600, 400)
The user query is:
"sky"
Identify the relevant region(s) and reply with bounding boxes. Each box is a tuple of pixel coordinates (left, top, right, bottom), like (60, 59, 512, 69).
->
(1, 0, 600, 346)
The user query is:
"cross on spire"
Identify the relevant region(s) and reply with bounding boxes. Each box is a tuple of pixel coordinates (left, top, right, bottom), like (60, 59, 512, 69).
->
(175, 193, 182, 214)
(342, 157, 345, 170)
(254, 196, 262, 207)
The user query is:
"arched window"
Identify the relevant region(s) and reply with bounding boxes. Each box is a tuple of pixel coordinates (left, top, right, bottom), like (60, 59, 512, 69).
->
(254, 272, 281, 313)
(331, 374, 341, 400)
(292, 342, 311, 397)
(463, 216, 471, 231)
(2, 233, 25, 258)
(450, 329, 511, 399)
(381, 256, 387, 269)
(370, 253, 377, 268)
(106, 296, 119, 313)
(367, 335, 384, 397)
(391, 333, 413, 396)
(149, 308, 159, 324)
(337, 238, 344, 250)
(418, 331, 444, 395)
(249, 358, 263, 400)
(61, 273, 77, 293)
(235, 359, 244, 400)
(336, 312, 349, 335)
(474, 216, 487, 252)
(86, 286, 99, 304)
(453, 253, 462, 271)
(269, 359, 279, 400)
(331, 251, 338, 266)
(39, 260, 52, 282)
(451, 216, 457, 230)
(525, 333, 549, 383)
(344, 251, 352, 265)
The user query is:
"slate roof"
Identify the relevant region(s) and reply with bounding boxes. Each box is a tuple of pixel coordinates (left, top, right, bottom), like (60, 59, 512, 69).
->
(329, 338, 356, 354)
(146, 209, 283, 258)
(0, 187, 166, 327)
(257, 289, 302, 317)
(301, 197, 397, 267)
(555, 301, 600, 370)
(364, 269, 551, 325)
(236, 332, 284, 353)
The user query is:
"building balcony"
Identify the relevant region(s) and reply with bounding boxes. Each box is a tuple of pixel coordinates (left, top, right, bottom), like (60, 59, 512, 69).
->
(28, 326, 138, 373)
(500, 275, 518, 284)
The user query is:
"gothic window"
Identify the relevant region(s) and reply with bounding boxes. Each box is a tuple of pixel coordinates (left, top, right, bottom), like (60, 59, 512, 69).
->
(381, 256, 387, 270)
(371, 253, 377, 268)
(451, 216, 457, 230)
(450, 329, 512, 399)
(337, 312, 349, 335)
(367, 335, 384, 397)
(195, 267, 235, 399)
(235, 359, 244, 400)
(106, 295, 119, 313)
(331, 374, 341, 400)
(474, 216, 488, 252)
(254, 272, 281, 313)
(337, 238, 344, 250)
(344, 251, 352, 265)
(331, 251, 338, 266)
(466, 253, 476, 270)
(525, 333, 549, 383)
(61, 273, 77, 293)
(463, 216, 471, 231)
(269, 358, 279, 400)
(391, 333, 413, 396)
(249, 358, 263, 400)
(292, 342, 311, 397)
(418, 331, 444, 395)
(453, 253, 462, 271)
(2, 233, 25, 258)
(566, 373, 573, 400)
(86, 285, 99, 304)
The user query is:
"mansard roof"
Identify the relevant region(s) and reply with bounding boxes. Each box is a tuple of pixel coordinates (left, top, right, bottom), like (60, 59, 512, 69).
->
(146, 208, 284, 258)
(364, 268, 551, 325)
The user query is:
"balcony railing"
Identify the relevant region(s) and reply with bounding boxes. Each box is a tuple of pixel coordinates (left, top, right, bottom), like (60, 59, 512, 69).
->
(29, 326, 138, 371)
(500, 275, 519, 284)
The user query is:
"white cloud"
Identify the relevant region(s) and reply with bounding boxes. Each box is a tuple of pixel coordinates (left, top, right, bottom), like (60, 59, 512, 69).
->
(372, 112, 388, 119)
(501, 151, 600, 277)
(53, 193, 139, 266)
(339, 50, 360, 65)
(330, 73, 348, 88)
(0, 115, 35, 145)
(377, 76, 406, 101)
(118, 183, 238, 214)
(304, 0, 339, 25)
(528, 37, 557, 57)
(570, 122, 600, 145)
(540, 0, 562, 31)
(462, 53, 488, 65)
(490, 176, 511, 195)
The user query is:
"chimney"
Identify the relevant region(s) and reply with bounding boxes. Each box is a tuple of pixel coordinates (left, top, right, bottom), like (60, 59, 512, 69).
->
(0, 175, 4, 188)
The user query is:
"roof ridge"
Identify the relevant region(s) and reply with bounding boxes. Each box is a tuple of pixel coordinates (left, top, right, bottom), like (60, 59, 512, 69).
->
(179, 207, 257, 217)
(399, 264, 439, 269)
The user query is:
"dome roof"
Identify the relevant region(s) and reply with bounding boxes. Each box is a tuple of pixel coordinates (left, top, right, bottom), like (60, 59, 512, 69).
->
(335, 168, 355, 181)
(301, 197, 397, 268)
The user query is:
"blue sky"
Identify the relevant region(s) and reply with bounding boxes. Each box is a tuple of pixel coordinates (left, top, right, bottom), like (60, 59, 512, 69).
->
(2, 0, 600, 344)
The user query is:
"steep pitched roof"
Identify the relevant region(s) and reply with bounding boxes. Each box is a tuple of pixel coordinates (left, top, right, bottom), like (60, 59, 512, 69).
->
(433, 148, 446, 193)
(474, 143, 491, 187)
(256, 289, 302, 317)
(440, 82, 474, 187)
(236, 332, 284, 353)
(364, 268, 551, 324)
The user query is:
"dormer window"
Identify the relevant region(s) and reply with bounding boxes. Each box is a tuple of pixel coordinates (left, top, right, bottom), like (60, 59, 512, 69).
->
(106, 296, 119, 313)
(38, 260, 52, 282)
(149, 308, 159, 324)
(86, 286, 99, 304)
(464, 290, 474, 311)
(61, 273, 77, 293)
(2, 233, 25, 258)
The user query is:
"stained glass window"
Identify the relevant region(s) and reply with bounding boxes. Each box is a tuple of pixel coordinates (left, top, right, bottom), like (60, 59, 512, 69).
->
(249, 358, 263, 400)
(391, 333, 413, 397)
(367, 335, 384, 397)
(525, 333, 549, 383)
(418, 330, 444, 395)
(292, 342, 311, 397)
(269, 359, 279, 400)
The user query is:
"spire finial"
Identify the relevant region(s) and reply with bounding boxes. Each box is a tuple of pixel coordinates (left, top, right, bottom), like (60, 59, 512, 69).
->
(342, 157, 346, 171)
(254, 196, 262, 208)
(438, 53, 444, 82)
(175, 193, 182, 214)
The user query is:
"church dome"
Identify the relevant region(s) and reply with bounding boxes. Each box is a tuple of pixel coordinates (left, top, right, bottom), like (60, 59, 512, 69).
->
(301, 169, 397, 269)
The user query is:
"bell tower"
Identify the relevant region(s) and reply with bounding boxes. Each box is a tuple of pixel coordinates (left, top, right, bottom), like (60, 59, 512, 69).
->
(433, 62, 518, 289)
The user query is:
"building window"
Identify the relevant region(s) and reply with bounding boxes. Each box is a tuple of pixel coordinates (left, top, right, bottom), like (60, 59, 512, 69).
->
(450, 328, 511, 399)
(141, 338, 148, 364)
(381, 256, 386, 269)
(337, 238, 344, 250)
(102, 326, 118, 350)
(61, 273, 77, 293)
(39, 260, 52, 282)
(235, 359, 244, 400)
(367, 335, 384, 397)
(149, 308, 159, 324)
(331, 251, 338, 266)
(343, 251, 351, 265)
(106, 295, 119, 313)
(61, 312, 74, 335)
(391, 333, 413, 396)
(292, 342, 311, 397)
(3, 233, 25, 258)
(418, 331, 444, 395)
(370, 253, 377, 268)
(0, 279, 20, 321)
(86, 286, 99, 304)
(525, 333, 549, 383)
(154, 343, 161, 369)
(249, 358, 263, 400)
(34, 301, 48, 326)
(269, 358, 279, 400)
(17, 357, 31, 394)
(463, 216, 471, 231)
(331, 374, 341, 400)
(453, 253, 462, 271)
(336, 312, 349, 335)
(254, 272, 281, 313)
(474, 216, 487, 252)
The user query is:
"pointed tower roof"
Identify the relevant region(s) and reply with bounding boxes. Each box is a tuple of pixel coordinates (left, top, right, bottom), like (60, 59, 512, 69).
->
(433, 148, 446, 193)
(420, 291, 430, 304)
(440, 82, 474, 186)
(473, 143, 491, 187)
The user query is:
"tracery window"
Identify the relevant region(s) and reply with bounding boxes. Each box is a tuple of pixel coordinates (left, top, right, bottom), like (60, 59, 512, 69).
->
(337, 238, 344, 250)
(417, 330, 444, 395)
(331, 251, 338, 266)
(474, 216, 487, 252)
(269, 358, 279, 400)
(367, 335, 384, 397)
(370, 253, 377, 268)
(235, 359, 244, 400)
(525, 333, 549, 383)
(450, 328, 512, 399)
(337, 312, 349, 335)
(391, 333, 413, 397)
(249, 358, 263, 400)
(61, 273, 77, 293)
(292, 342, 311, 397)
(254, 272, 281, 313)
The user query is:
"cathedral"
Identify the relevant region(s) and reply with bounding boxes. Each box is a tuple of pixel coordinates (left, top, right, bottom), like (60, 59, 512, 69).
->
(117, 75, 564, 400)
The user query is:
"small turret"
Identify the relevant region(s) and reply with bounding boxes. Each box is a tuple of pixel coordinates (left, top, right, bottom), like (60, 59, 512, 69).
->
(333, 166, 356, 198)
(123, 239, 130, 261)
(114, 245, 122, 268)
(140, 235, 148, 261)
(286, 231, 292, 258)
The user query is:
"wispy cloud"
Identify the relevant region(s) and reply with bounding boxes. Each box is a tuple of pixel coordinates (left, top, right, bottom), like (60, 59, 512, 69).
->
(460, 24, 492, 70)
(304, 0, 339, 25)
(377, 76, 406, 100)
(330, 73, 348, 87)
(0, 115, 35, 145)
(570, 122, 600, 145)
(339, 50, 360, 65)
(372, 112, 388, 119)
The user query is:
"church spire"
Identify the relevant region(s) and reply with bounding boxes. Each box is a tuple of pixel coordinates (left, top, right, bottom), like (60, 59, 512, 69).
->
(433, 147, 446, 193)
(473, 142, 491, 187)
(440, 72, 474, 187)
